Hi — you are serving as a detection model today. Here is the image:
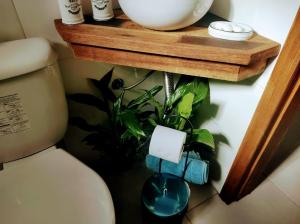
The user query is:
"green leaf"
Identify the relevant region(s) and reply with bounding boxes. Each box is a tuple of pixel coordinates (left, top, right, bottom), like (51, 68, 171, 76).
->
(192, 129, 215, 149)
(175, 75, 192, 89)
(120, 129, 134, 141)
(119, 109, 146, 140)
(112, 93, 123, 123)
(163, 115, 180, 129)
(189, 79, 209, 105)
(166, 84, 191, 110)
(177, 92, 194, 130)
(69, 117, 100, 132)
(166, 78, 209, 110)
(127, 85, 163, 109)
(147, 117, 157, 127)
(68, 94, 107, 111)
(149, 97, 164, 123)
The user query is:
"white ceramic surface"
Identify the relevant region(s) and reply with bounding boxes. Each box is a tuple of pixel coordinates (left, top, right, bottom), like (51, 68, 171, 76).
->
(0, 147, 115, 224)
(0, 38, 57, 80)
(118, 0, 214, 31)
(0, 38, 67, 163)
(208, 21, 254, 41)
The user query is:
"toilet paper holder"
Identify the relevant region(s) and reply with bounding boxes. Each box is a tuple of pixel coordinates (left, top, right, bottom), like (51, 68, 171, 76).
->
(141, 115, 195, 221)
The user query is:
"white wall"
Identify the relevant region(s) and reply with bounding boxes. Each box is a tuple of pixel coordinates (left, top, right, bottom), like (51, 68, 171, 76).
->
(0, 0, 25, 41)
(206, 0, 299, 191)
(1, 0, 299, 190)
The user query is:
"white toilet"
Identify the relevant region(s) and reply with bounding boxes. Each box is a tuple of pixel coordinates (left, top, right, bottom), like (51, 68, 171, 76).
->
(0, 38, 115, 224)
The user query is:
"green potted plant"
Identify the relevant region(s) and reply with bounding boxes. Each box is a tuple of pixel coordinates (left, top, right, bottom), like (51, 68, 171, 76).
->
(148, 75, 215, 152)
(68, 68, 214, 172)
(68, 69, 162, 171)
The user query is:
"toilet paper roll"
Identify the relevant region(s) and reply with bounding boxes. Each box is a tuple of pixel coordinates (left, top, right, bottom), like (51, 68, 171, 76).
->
(149, 125, 187, 164)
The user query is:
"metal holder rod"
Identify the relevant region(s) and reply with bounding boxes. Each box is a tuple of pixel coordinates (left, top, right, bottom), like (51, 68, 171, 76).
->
(164, 72, 175, 101)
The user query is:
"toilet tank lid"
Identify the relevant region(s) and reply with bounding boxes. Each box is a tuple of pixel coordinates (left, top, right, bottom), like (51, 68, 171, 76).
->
(0, 38, 57, 81)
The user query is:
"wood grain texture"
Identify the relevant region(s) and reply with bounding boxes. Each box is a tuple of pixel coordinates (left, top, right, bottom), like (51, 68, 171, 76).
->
(54, 11, 279, 81)
(220, 9, 300, 204)
(54, 11, 280, 65)
(71, 44, 267, 81)
(241, 73, 299, 199)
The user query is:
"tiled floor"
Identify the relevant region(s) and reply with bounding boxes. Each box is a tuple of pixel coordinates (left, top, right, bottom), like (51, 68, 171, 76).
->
(269, 147, 300, 208)
(187, 181, 300, 224)
(105, 147, 300, 224)
(186, 146, 300, 224)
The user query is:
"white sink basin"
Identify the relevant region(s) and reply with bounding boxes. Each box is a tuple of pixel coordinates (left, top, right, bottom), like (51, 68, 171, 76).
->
(118, 0, 214, 31)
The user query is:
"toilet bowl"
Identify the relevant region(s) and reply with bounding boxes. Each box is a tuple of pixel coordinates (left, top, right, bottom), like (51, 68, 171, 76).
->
(0, 147, 115, 224)
(0, 38, 115, 224)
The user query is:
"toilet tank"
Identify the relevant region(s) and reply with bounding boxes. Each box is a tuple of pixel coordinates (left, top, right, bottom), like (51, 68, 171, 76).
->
(0, 38, 68, 163)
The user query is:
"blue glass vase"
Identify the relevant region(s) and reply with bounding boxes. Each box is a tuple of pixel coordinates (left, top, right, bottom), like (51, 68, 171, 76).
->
(142, 173, 190, 220)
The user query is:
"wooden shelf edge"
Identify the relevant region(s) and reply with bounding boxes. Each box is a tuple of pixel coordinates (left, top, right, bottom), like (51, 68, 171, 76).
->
(70, 44, 266, 82)
(54, 12, 279, 82)
(54, 17, 280, 66)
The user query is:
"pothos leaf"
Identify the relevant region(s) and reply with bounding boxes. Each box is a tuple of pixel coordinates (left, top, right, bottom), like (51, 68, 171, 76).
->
(175, 75, 194, 89)
(147, 117, 157, 127)
(148, 97, 164, 124)
(119, 109, 146, 140)
(163, 115, 181, 129)
(165, 84, 191, 110)
(112, 93, 123, 123)
(121, 129, 134, 141)
(68, 94, 107, 112)
(166, 78, 209, 110)
(127, 85, 163, 109)
(189, 79, 209, 105)
(177, 92, 194, 130)
(192, 129, 215, 149)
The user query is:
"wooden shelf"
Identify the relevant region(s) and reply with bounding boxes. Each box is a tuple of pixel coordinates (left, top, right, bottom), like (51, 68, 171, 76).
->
(55, 10, 280, 81)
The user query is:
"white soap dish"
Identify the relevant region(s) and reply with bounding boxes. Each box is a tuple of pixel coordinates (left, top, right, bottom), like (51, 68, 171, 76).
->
(208, 21, 254, 41)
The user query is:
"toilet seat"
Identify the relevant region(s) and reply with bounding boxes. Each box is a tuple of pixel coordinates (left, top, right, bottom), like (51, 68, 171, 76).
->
(0, 147, 115, 224)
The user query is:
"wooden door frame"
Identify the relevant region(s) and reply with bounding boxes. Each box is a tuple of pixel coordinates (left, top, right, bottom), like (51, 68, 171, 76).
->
(220, 8, 300, 204)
